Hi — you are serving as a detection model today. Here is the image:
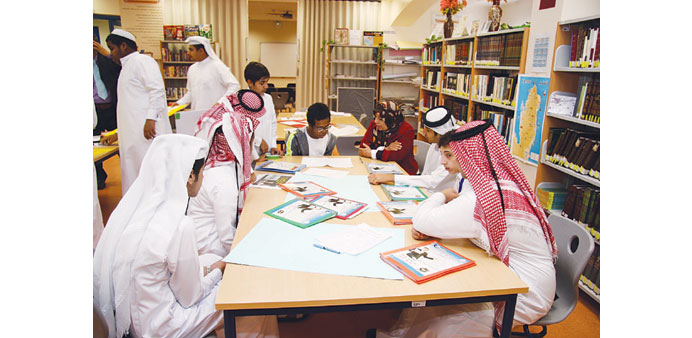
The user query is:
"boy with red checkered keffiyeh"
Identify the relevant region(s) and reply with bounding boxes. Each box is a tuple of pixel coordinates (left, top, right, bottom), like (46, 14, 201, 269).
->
(376, 120, 558, 338)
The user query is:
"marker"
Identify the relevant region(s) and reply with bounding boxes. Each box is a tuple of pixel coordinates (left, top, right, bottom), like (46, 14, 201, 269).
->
(313, 243, 340, 254)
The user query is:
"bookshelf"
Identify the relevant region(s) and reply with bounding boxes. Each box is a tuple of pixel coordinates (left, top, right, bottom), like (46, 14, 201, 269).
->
(159, 40, 217, 103)
(325, 44, 380, 111)
(416, 27, 530, 143)
(535, 15, 600, 303)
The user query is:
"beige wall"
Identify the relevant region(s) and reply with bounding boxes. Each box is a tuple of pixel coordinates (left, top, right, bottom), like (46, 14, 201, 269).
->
(248, 19, 297, 88)
(94, 0, 119, 15)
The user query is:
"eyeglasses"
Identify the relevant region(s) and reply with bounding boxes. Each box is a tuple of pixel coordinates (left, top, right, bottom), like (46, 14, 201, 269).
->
(313, 125, 331, 132)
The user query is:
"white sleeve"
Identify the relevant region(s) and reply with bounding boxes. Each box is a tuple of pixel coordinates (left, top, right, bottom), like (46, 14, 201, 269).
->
(269, 108, 278, 149)
(210, 171, 238, 254)
(412, 190, 480, 239)
(220, 65, 241, 96)
(141, 57, 167, 120)
(168, 217, 222, 308)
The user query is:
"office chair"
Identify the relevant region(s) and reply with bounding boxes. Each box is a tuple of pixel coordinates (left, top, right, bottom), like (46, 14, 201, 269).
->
(334, 135, 362, 156)
(413, 140, 431, 174)
(512, 214, 595, 337)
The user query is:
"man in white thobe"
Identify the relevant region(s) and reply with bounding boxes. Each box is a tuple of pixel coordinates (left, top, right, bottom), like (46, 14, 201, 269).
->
(173, 36, 240, 111)
(368, 106, 459, 193)
(93, 134, 279, 338)
(106, 29, 172, 194)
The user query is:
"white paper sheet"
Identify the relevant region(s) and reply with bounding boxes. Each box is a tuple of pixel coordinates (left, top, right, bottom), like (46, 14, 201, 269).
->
(303, 168, 350, 179)
(314, 223, 392, 255)
(301, 157, 354, 168)
(330, 125, 360, 137)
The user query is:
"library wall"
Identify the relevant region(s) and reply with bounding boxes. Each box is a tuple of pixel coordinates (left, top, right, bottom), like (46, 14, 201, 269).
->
(248, 19, 298, 88)
(560, 0, 599, 23)
(93, 0, 119, 16)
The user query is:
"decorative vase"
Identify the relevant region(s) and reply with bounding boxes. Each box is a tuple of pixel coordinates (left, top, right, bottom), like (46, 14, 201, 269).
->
(489, 0, 502, 32)
(443, 12, 454, 39)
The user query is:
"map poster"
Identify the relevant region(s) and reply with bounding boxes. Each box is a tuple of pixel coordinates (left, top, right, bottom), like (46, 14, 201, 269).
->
(511, 75, 550, 166)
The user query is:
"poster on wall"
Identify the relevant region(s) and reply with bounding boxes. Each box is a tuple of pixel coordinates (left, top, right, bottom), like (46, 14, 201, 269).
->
(531, 34, 551, 73)
(511, 75, 550, 166)
(120, 0, 164, 59)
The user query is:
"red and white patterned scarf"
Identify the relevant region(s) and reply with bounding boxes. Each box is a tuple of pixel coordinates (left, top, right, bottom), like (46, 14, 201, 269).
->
(448, 120, 558, 330)
(195, 90, 265, 213)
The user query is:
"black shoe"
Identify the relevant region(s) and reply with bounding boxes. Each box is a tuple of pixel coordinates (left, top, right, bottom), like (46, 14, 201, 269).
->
(98, 180, 106, 190)
(366, 328, 376, 338)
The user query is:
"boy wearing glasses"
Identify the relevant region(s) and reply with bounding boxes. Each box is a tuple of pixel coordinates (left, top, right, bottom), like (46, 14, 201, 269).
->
(286, 102, 337, 156)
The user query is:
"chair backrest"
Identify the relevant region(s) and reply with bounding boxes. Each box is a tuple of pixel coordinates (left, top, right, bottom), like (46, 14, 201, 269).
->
(337, 87, 375, 126)
(174, 109, 206, 136)
(334, 135, 362, 156)
(413, 140, 431, 174)
(270, 91, 289, 110)
(535, 214, 595, 325)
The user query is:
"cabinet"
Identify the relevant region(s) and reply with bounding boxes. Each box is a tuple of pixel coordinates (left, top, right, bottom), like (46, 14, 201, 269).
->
(159, 40, 217, 103)
(535, 15, 600, 303)
(417, 27, 530, 142)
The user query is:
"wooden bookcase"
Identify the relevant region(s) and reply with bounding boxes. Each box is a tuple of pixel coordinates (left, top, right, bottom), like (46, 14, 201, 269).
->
(534, 15, 600, 303)
(417, 27, 530, 141)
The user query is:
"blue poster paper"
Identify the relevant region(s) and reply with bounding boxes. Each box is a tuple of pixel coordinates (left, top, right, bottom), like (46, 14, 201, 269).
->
(511, 75, 550, 165)
(223, 218, 405, 280)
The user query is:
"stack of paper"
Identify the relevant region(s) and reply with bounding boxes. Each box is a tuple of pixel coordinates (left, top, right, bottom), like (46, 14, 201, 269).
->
(330, 125, 360, 137)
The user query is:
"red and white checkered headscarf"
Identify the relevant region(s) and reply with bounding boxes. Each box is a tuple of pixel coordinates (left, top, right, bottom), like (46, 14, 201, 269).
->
(448, 120, 558, 330)
(195, 90, 265, 213)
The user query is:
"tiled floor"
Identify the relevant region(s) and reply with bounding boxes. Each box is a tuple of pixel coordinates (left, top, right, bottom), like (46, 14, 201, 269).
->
(96, 155, 600, 338)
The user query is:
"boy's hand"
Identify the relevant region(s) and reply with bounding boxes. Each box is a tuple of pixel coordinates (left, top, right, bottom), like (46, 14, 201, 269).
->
(143, 119, 157, 140)
(368, 173, 394, 185)
(411, 228, 432, 241)
(441, 188, 459, 203)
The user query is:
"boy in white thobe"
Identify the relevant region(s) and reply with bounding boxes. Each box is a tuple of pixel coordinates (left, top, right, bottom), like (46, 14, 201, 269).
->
(368, 106, 459, 193)
(244, 61, 281, 158)
(93, 134, 278, 338)
(174, 36, 241, 110)
(106, 29, 172, 194)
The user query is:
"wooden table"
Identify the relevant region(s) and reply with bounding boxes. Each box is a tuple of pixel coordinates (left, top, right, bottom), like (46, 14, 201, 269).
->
(216, 156, 527, 338)
(276, 112, 367, 142)
(93, 144, 118, 163)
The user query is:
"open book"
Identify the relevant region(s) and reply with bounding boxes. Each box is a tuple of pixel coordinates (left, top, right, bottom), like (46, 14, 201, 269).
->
(382, 185, 428, 201)
(380, 241, 476, 284)
(311, 195, 367, 219)
(256, 160, 306, 174)
(366, 162, 403, 175)
(264, 198, 337, 229)
(377, 201, 418, 225)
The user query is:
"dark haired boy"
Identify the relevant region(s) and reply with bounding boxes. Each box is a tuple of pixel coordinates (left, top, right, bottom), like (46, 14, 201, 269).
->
(244, 61, 281, 157)
(105, 28, 171, 194)
(286, 102, 337, 156)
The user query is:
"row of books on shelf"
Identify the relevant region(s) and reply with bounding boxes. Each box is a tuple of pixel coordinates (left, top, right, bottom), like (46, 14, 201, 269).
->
(163, 65, 189, 78)
(420, 92, 439, 111)
(569, 25, 600, 69)
(444, 40, 473, 66)
(545, 128, 600, 179)
(163, 24, 212, 41)
(422, 44, 442, 64)
(581, 243, 600, 296)
(443, 100, 469, 123)
(546, 77, 599, 123)
(166, 87, 187, 101)
(424, 70, 441, 90)
(475, 32, 523, 67)
(161, 46, 193, 62)
(442, 72, 470, 97)
(536, 184, 600, 240)
(575, 77, 600, 122)
(471, 75, 516, 107)
(471, 107, 513, 145)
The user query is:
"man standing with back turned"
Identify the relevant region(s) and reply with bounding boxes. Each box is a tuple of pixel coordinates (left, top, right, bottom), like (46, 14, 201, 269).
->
(106, 28, 172, 194)
(173, 36, 241, 110)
